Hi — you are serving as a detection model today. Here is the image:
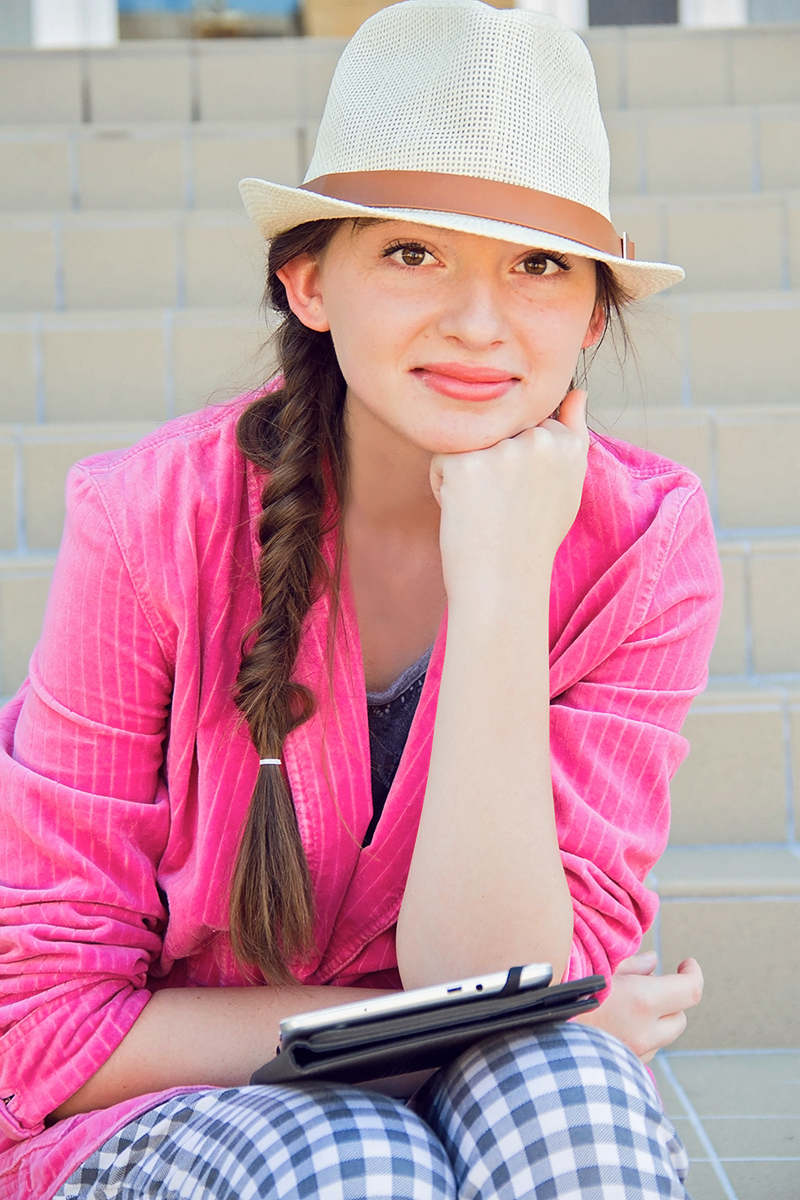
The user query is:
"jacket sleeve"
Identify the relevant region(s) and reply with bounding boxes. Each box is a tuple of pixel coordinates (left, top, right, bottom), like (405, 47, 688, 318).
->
(552, 482, 723, 982)
(0, 465, 173, 1140)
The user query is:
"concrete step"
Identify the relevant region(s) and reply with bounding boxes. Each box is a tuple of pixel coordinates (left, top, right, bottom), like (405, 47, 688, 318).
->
(2, 104, 798, 213)
(610, 191, 798, 293)
(0, 123, 306, 213)
(606, 104, 800, 196)
(0, 209, 267, 313)
(587, 22, 800, 111)
(651, 1048, 800, 1198)
(651, 846, 800, 1048)
(0, 38, 345, 126)
(669, 682, 800, 846)
(589, 290, 800, 410)
(1, 195, 796, 315)
(2, 290, 797, 428)
(0, 306, 272, 425)
(0, 552, 55, 699)
(591, 407, 800, 536)
(2, 24, 800, 126)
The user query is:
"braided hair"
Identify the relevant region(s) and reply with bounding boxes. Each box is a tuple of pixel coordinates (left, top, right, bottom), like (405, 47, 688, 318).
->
(231, 220, 346, 984)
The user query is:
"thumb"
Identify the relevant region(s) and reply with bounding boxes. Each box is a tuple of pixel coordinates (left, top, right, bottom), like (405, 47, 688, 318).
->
(615, 951, 658, 977)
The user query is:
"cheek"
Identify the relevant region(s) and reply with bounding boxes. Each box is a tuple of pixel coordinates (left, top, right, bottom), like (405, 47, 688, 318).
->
(327, 287, 425, 378)
(518, 302, 595, 370)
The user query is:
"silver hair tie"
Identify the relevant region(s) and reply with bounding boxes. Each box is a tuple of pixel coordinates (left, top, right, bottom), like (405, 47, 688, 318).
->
(259, 758, 282, 766)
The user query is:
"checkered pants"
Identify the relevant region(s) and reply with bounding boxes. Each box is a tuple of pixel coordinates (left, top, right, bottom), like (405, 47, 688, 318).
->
(54, 1025, 690, 1199)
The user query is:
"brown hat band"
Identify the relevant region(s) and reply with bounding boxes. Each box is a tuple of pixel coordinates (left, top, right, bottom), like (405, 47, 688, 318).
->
(300, 171, 634, 260)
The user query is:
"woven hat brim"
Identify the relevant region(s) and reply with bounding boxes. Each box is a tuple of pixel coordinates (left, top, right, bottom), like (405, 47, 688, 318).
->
(239, 177, 684, 303)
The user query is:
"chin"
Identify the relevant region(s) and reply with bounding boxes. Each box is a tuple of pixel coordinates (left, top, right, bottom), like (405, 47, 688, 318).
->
(418, 418, 526, 455)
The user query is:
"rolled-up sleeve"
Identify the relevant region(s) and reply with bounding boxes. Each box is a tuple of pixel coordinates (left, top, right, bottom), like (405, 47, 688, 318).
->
(551, 480, 723, 982)
(0, 465, 172, 1137)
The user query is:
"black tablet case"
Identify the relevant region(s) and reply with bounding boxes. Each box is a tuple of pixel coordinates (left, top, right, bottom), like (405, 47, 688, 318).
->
(251, 974, 605, 1086)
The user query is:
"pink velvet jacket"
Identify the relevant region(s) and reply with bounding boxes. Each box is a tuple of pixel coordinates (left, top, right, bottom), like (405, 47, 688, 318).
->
(0, 398, 722, 1199)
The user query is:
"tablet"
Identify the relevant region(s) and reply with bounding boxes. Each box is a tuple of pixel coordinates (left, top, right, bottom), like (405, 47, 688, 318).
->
(280, 961, 553, 1044)
(250, 964, 604, 1090)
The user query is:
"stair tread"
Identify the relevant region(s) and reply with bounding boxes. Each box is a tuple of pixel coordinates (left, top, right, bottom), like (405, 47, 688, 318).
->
(654, 846, 800, 896)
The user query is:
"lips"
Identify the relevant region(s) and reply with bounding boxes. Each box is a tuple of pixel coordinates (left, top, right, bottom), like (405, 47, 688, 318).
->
(412, 362, 519, 402)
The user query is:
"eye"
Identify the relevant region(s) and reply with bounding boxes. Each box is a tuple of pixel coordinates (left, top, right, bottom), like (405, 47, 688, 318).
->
(516, 252, 570, 276)
(383, 241, 435, 267)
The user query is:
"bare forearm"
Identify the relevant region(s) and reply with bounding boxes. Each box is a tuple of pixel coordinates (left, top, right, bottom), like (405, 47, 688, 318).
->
(51, 984, 386, 1121)
(397, 585, 573, 988)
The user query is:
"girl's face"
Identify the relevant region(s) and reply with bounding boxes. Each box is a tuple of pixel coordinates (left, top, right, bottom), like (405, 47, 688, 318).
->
(278, 220, 605, 456)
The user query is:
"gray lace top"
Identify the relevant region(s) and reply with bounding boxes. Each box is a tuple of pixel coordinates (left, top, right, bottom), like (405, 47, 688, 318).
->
(363, 644, 433, 846)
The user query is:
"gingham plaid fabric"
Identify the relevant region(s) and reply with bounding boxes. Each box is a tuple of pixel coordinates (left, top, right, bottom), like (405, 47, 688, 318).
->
(55, 1026, 690, 1199)
(414, 1025, 690, 1198)
(54, 1084, 452, 1200)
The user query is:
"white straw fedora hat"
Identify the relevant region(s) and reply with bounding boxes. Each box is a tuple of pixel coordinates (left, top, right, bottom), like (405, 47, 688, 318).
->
(239, 0, 683, 301)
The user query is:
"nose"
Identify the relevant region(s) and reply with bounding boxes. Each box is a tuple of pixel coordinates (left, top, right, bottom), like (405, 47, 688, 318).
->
(436, 267, 508, 349)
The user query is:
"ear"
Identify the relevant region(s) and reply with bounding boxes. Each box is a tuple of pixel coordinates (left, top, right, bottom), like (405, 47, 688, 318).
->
(581, 303, 606, 350)
(276, 253, 330, 332)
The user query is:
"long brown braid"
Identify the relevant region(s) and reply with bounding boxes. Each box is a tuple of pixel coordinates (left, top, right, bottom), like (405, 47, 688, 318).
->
(231, 219, 347, 984)
(230, 221, 630, 984)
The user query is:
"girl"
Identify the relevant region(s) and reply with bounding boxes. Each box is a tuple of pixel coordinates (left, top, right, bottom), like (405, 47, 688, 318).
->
(0, 2, 720, 1197)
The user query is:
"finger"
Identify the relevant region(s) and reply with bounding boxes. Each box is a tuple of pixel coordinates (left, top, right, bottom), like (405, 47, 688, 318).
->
(552, 388, 588, 441)
(615, 951, 658, 977)
(636, 1011, 690, 1063)
(676, 957, 704, 1006)
(652, 1010, 689, 1050)
(646, 972, 704, 1017)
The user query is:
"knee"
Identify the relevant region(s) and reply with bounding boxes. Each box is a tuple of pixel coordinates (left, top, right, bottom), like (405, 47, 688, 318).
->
(248, 1083, 456, 1199)
(428, 1022, 660, 1117)
(415, 1029, 689, 1199)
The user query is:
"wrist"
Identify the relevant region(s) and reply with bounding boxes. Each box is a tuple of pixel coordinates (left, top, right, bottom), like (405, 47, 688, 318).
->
(446, 566, 553, 631)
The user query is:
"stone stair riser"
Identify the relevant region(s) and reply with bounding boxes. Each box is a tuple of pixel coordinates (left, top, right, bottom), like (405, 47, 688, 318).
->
(0, 557, 54, 698)
(0, 214, 267, 312)
(2, 108, 799, 213)
(0, 309, 274, 424)
(658, 895, 800, 1048)
(0, 126, 305, 213)
(0, 40, 345, 126)
(607, 106, 800, 196)
(3, 297, 799, 418)
(1, 199, 797, 315)
(652, 848, 800, 1049)
(2, 26, 800, 126)
(591, 295, 800, 410)
(670, 691, 799, 844)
